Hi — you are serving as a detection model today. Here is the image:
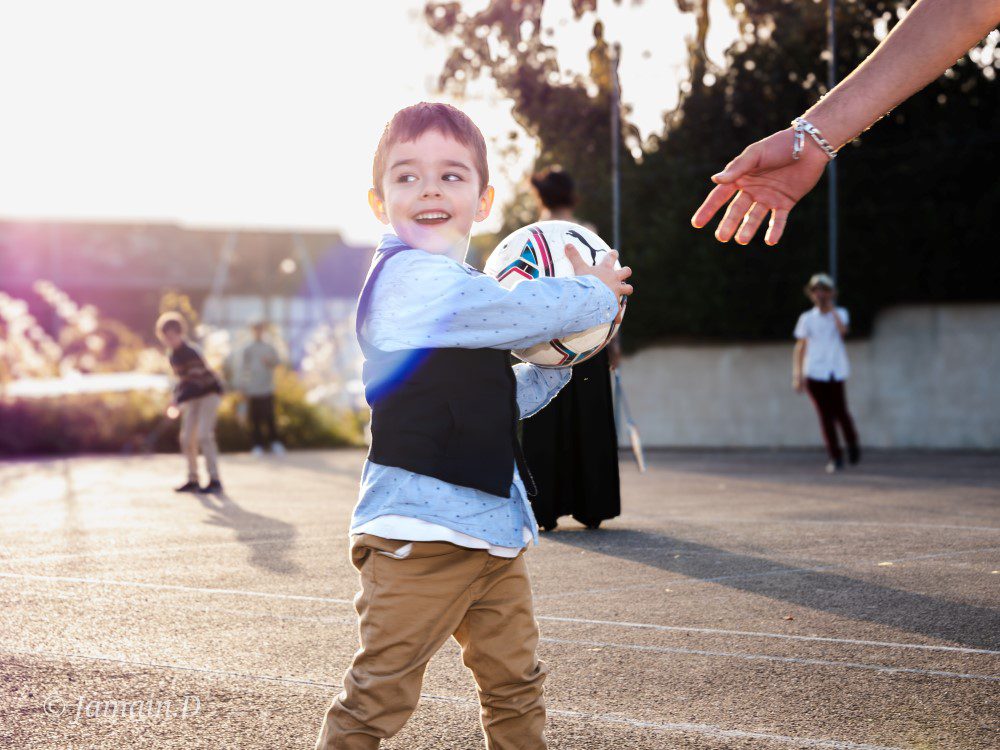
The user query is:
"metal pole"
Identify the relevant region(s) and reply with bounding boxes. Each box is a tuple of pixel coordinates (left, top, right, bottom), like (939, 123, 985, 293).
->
(610, 42, 622, 253)
(827, 0, 839, 282)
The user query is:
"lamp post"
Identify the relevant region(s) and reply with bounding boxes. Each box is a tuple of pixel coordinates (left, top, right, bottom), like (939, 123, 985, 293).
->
(827, 0, 839, 282)
(610, 42, 622, 253)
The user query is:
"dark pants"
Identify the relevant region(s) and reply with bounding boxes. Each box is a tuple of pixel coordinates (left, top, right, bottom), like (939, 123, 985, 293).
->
(249, 394, 278, 447)
(521, 348, 620, 529)
(805, 378, 858, 462)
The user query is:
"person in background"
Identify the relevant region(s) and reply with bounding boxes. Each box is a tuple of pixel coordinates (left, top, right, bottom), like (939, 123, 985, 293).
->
(242, 321, 285, 456)
(793, 274, 860, 474)
(156, 312, 225, 494)
(520, 167, 622, 532)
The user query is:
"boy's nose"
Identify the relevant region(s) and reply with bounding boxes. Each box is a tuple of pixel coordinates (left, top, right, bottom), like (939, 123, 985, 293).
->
(421, 181, 443, 198)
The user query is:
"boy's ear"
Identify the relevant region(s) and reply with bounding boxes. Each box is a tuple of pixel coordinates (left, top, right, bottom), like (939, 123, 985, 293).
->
(474, 185, 495, 223)
(368, 188, 390, 225)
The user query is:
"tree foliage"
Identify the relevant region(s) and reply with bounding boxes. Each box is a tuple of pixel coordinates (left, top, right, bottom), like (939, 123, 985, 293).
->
(427, 0, 1000, 347)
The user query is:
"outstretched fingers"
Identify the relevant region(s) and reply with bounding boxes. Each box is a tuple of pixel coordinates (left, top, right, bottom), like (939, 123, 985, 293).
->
(765, 208, 790, 246)
(715, 190, 754, 242)
(736, 203, 769, 245)
(691, 182, 738, 229)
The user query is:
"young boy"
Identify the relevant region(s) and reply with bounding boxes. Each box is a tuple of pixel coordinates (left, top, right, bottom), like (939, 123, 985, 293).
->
(792, 273, 860, 473)
(155, 312, 225, 494)
(315, 103, 632, 750)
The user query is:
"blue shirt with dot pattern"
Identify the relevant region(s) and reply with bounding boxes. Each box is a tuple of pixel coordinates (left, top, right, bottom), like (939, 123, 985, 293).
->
(351, 233, 619, 549)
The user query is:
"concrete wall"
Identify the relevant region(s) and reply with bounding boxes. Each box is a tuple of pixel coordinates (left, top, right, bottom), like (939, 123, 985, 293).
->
(619, 304, 1000, 449)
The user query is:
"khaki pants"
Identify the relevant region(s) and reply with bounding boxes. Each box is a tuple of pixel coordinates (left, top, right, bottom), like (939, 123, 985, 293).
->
(178, 392, 221, 482)
(316, 534, 548, 750)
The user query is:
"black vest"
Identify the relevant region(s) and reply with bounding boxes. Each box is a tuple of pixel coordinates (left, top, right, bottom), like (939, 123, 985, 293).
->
(356, 246, 534, 498)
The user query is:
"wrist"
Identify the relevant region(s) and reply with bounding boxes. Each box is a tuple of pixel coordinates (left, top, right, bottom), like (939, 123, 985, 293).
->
(581, 275, 620, 323)
(791, 118, 838, 161)
(803, 96, 862, 153)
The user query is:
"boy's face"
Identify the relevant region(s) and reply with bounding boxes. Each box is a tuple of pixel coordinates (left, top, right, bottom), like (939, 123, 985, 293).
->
(810, 286, 834, 308)
(369, 129, 494, 259)
(163, 330, 183, 349)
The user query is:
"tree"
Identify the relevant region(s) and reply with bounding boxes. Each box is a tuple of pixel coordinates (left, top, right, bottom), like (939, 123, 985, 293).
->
(427, 0, 1000, 346)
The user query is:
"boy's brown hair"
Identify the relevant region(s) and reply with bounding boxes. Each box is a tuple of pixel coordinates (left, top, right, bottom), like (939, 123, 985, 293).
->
(372, 102, 489, 197)
(155, 311, 188, 343)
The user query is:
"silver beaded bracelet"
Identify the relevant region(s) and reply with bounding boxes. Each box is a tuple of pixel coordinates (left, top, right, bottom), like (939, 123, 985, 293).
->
(791, 117, 838, 161)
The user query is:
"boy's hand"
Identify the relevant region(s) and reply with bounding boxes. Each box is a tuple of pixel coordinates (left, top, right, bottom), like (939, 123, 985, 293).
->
(565, 244, 633, 323)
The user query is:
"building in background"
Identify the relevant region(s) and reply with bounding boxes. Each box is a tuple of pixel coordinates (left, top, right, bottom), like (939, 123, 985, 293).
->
(0, 220, 374, 364)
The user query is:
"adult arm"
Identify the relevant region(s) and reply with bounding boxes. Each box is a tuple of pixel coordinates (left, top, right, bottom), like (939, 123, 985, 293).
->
(691, 0, 1000, 245)
(265, 343, 281, 369)
(793, 340, 807, 393)
(514, 364, 572, 418)
(832, 308, 849, 337)
(365, 250, 621, 352)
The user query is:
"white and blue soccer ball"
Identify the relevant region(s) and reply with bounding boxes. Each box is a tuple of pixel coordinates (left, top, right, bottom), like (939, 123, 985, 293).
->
(484, 220, 625, 367)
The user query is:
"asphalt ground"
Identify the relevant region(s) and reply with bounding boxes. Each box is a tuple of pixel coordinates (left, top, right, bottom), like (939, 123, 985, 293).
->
(1, 449, 997, 749)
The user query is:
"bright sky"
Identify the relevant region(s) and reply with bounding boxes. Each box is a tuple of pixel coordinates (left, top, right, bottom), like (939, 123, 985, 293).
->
(0, 0, 737, 245)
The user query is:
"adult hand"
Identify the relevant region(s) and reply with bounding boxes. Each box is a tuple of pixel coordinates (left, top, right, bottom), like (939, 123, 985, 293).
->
(793, 375, 806, 394)
(691, 128, 830, 245)
(566, 244, 633, 323)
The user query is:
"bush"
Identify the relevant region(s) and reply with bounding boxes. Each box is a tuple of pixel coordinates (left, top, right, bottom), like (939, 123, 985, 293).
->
(0, 369, 364, 457)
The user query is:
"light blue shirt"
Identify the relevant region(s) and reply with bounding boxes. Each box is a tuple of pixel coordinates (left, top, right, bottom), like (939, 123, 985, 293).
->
(350, 234, 619, 549)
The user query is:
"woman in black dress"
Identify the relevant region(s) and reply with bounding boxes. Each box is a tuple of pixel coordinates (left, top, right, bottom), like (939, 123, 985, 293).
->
(521, 168, 621, 531)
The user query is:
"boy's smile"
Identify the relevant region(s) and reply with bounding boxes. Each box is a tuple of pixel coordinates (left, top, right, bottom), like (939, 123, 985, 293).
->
(369, 129, 494, 260)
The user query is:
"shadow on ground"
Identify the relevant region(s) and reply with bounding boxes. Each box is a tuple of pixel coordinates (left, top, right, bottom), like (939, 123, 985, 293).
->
(544, 527, 1000, 651)
(196, 493, 302, 575)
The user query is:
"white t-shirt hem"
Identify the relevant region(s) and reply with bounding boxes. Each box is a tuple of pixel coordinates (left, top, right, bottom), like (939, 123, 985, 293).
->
(352, 515, 533, 558)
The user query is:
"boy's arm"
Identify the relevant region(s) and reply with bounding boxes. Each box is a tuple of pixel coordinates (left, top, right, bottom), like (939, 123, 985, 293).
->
(365, 251, 619, 352)
(514, 364, 572, 419)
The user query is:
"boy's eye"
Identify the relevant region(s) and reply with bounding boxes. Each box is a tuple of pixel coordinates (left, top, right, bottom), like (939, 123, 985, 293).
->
(443, 173, 462, 182)
(397, 174, 417, 183)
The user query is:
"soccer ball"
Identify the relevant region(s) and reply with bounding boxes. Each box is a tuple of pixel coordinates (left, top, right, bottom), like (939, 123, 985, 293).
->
(484, 220, 625, 367)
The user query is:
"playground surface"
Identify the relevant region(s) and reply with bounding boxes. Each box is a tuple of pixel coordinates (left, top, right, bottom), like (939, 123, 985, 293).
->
(1, 448, 997, 749)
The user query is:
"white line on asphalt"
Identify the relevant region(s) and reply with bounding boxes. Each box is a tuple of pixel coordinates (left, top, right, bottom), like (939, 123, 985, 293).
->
(536, 616, 1000, 656)
(756, 520, 1000, 533)
(539, 637, 1000, 682)
(0, 648, 907, 750)
(0, 571, 354, 605)
(4, 570, 998, 657)
(0, 535, 327, 565)
(534, 544, 1000, 601)
(544, 708, 906, 750)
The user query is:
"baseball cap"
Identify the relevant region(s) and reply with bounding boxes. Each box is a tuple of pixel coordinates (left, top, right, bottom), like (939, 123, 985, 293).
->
(807, 273, 835, 291)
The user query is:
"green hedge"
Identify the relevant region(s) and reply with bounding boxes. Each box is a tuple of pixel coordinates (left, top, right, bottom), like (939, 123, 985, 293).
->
(0, 369, 365, 456)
